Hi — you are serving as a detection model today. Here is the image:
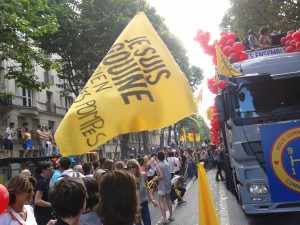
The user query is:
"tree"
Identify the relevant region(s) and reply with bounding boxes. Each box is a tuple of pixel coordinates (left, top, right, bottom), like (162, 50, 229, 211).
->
(0, 0, 59, 91)
(220, 0, 300, 39)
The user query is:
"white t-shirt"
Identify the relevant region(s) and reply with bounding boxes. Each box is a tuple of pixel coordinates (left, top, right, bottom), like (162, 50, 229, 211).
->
(166, 157, 176, 173)
(174, 157, 180, 172)
(5, 127, 14, 140)
(0, 205, 37, 225)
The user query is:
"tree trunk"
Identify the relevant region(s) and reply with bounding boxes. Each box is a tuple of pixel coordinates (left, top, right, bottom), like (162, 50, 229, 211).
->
(142, 131, 150, 155)
(167, 125, 172, 146)
(160, 128, 165, 149)
(120, 134, 129, 159)
(174, 123, 178, 147)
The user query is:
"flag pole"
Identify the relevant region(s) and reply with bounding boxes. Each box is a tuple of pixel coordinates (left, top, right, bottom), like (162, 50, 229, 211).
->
(192, 127, 199, 165)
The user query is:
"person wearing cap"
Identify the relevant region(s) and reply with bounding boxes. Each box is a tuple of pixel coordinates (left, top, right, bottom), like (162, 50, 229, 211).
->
(3, 122, 16, 158)
(115, 161, 126, 170)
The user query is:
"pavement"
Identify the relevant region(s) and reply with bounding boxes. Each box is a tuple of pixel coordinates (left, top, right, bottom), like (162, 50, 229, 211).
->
(149, 168, 230, 225)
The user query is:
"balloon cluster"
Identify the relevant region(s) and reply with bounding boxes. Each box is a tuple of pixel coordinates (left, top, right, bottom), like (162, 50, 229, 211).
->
(194, 30, 249, 64)
(280, 30, 300, 53)
(208, 105, 221, 145)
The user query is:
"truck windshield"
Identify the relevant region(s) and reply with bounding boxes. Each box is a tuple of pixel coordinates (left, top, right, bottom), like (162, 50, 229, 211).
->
(233, 76, 300, 119)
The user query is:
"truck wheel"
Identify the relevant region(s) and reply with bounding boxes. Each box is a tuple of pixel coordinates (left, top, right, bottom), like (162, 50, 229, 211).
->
(224, 154, 236, 195)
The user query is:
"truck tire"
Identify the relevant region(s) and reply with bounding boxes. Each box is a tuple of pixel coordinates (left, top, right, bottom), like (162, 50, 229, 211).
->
(224, 153, 236, 195)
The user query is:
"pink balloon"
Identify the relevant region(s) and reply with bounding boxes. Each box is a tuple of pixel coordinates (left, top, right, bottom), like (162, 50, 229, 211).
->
(232, 42, 244, 53)
(223, 46, 232, 57)
(240, 51, 249, 61)
(0, 184, 9, 215)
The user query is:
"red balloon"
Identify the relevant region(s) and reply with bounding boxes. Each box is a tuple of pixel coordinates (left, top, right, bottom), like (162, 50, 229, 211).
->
(226, 39, 235, 47)
(218, 35, 229, 45)
(285, 40, 291, 47)
(0, 184, 9, 215)
(286, 34, 293, 41)
(287, 30, 294, 35)
(292, 31, 300, 40)
(212, 83, 219, 94)
(296, 42, 300, 49)
(232, 42, 244, 53)
(285, 46, 295, 53)
(229, 52, 240, 63)
(227, 32, 237, 41)
(290, 40, 296, 47)
(240, 51, 249, 61)
(218, 80, 227, 89)
(212, 55, 217, 65)
(220, 31, 228, 36)
(223, 46, 232, 57)
(280, 37, 287, 45)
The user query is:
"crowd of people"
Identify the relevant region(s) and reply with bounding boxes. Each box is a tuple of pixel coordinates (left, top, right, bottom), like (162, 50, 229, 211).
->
(2, 122, 59, 158)
(0, 143, 226, 225)
(242, 25, 285, 51)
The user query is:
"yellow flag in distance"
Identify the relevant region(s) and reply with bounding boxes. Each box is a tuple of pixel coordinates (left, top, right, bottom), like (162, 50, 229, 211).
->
(55, 12, 197, 156)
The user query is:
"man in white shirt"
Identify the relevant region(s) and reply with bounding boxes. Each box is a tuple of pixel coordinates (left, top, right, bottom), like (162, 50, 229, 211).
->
(3, 122, 16, 158)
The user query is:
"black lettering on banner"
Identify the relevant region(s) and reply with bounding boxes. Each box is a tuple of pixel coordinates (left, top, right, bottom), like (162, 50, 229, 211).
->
(75, 88, 91, 103)
(75, 100, 106, 147)
(121, 90, 154, 104)
(106, 43, 125, 56)
(146, 70, 171, 85)
(115, 74, 147, 92)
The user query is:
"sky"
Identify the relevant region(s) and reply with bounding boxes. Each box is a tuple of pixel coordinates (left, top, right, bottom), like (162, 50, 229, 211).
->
(145, 0, 231, 117)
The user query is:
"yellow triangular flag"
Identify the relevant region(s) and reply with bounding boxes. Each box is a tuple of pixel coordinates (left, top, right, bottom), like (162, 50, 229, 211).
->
(215, 44, 242, 77)
(187, 133, 194, 142)
(55, 12, 197, 156)
(198, 163, 221, 225)
(195, 84, 203, 105)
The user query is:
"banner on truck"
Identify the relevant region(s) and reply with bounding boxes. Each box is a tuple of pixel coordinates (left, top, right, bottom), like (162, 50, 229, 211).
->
(260, 121, 300, 202)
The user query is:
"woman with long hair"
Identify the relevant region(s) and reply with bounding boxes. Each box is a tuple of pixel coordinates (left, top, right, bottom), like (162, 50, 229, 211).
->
(127, 159, 158, 225)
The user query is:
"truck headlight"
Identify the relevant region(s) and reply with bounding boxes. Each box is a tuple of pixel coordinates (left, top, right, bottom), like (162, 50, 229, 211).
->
(247, 183, 268, 195)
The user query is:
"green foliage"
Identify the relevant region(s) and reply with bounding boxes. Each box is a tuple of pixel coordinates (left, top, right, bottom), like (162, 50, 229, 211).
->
(0, 0, 59, 91)
(220, 0, 300, 39)
(36, 0, 203, 96)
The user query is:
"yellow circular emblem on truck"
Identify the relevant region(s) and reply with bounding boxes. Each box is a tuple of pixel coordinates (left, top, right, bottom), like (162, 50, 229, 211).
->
(271, 126, 300, 192)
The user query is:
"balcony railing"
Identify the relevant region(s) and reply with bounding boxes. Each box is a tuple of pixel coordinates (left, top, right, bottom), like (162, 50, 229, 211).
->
(46, 102, 56, 113)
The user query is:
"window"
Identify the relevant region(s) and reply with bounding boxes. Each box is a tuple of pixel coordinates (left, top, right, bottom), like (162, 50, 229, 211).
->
(22, 89, 32, 106)
(65, 96, 74, 111)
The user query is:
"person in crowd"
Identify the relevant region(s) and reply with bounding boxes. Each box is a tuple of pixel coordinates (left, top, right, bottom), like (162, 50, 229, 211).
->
(242, 38, 251, 50)
(213, 145, 226, 182)
(3, 122, 16, 158)
(154, 150, 174, 224)
(82, 161, 94, 177)
(186, 148, 198, 179)
(166, 151, 177, 178)
(259, 26, 271, 47)
(248, 29, 262, 49)
(174, 152, 181, 176)
(199, 147, 209, 169)
(115, 161, 126, 170)
(170, 175, 187, 204)
(0, 174, 37, 224)
(93, 160, 100, 171)
(50, 159, 62, 188)
(96, 170, 140, 225)
(102, 159, 114, 171)
(93, 169, 107, 191)
(79, 177, 101, 225)
(22, 126, 34, 157)
(21, 169, 32, 177)
(36, 125, 47, 157)
(43, 127, 53, 156)
(49, 177, 86, 225)
(180, 149, 187, 176)
(34, 161, 53, 225)
(96, 157, 106, 170)
(127, 159, 158, 225)
(59, 157, 84, 179)
(74, 164, 84, 175)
